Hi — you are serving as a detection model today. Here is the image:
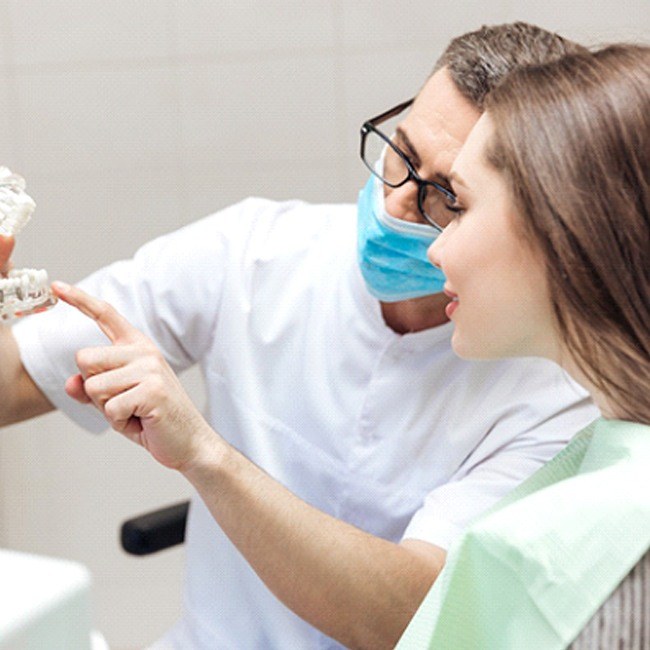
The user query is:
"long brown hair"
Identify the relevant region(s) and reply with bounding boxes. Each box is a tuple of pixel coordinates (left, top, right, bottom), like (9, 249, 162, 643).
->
(485, 44, 650, 424)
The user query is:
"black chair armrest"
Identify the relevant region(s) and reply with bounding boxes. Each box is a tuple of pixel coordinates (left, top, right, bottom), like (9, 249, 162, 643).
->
(120, 500, 189, 556)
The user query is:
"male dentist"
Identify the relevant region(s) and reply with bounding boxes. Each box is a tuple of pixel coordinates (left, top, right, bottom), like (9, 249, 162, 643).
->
(0, 22, 597, 650)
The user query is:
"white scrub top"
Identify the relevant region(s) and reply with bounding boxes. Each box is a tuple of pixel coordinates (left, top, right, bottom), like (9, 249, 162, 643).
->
(13, 198, 599, 649)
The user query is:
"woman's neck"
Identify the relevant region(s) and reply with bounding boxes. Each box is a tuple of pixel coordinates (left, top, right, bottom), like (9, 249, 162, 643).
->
(560, 356, 620, 420)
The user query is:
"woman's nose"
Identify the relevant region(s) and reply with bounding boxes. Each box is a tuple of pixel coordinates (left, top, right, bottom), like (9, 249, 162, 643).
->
(383, 181, 421, 223)
(427, 227, 448, 268)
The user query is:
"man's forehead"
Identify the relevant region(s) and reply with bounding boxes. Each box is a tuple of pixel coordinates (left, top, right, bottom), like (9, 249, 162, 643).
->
(408, 68, 481, 149)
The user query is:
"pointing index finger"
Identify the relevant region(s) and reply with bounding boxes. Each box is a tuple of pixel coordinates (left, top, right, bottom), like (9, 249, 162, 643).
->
(52, 281, 139, 344)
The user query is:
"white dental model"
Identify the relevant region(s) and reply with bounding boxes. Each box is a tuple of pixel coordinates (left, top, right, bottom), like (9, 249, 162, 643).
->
(0, 167, 57, 321)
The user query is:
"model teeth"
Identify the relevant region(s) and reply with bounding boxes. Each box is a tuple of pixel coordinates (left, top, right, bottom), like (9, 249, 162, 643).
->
(0, 167, 36, 237)
(0, 166, 56, 320)
(0, 267, 57, 321)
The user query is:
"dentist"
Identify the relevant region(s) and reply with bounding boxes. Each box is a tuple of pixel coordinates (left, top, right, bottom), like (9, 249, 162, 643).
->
(1, 23, 598, 650)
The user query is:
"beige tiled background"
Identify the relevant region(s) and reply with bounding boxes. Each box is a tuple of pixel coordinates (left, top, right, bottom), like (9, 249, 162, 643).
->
(0, 2, 647, 648)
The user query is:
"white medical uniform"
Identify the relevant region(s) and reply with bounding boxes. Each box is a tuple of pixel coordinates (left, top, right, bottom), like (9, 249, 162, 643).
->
(13, 198, 599, 649)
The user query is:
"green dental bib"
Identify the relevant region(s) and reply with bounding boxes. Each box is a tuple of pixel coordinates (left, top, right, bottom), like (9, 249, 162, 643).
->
(397, 418, 650, 649)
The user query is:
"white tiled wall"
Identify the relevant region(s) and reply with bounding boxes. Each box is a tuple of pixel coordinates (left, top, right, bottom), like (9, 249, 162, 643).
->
(0, 2, 647, 648)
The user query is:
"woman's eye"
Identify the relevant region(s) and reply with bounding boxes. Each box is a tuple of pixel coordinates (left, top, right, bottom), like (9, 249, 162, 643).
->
(444, 200, 465, 218)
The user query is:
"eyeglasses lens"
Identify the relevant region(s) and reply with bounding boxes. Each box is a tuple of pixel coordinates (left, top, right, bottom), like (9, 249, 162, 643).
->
(421, 186, 455, 229)
(362, 104, 457, 229)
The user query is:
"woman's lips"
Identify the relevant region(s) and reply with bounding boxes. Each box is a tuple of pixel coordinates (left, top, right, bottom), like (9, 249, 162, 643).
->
(445, 299, 458, 319)
(444, 287, 459, 319)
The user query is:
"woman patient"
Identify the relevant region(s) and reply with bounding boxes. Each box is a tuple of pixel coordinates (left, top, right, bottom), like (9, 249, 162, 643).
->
(397, 44, 649, 648)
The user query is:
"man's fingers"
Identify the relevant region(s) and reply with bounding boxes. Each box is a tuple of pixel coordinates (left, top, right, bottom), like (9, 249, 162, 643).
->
(75, 345, 141, 379)
(104, 388, 143, 437)
(67, 367, 144, 434)
(0, 235, 15, 276)
(52, 281, 141, 344)
(65, 374, 93, 404)
(83, 365, 140, 411)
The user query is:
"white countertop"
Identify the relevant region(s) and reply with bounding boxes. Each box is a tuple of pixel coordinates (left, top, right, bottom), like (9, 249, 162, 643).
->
(0, 549, 94, 649)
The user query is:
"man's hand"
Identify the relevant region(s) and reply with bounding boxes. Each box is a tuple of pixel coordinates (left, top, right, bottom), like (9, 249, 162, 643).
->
(52, 281, 219, 472)
(0, 235, 15, 276)
(51, 281, 445, 649)
(0, 237, 56, 427)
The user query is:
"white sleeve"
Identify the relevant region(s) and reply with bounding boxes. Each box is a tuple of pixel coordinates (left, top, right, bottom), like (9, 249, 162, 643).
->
(12, 197, 271, 433)
(402, 382, 598, 550)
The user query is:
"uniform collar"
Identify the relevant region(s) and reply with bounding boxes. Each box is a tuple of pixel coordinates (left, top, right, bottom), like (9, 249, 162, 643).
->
(349, 256, 454, 351)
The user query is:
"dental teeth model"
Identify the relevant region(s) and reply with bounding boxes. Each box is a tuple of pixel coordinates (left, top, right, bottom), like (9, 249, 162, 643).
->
(0, 268, 56, 320)
(0, 167, 36, 236)
(0, 167, 57, 321)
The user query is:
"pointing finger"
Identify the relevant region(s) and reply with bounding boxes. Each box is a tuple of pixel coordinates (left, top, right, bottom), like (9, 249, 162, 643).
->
(52, 281, 142, 344)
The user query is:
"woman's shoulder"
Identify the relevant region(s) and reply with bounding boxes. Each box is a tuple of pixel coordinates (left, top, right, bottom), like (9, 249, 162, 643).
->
(462, 417, 649, 578)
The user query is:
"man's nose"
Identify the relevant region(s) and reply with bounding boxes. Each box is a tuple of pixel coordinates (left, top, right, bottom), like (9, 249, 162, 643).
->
(384, 181, 421, 223)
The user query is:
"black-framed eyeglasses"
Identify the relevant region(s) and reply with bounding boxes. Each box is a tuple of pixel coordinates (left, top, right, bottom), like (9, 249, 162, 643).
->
(360, 98, 457, 232)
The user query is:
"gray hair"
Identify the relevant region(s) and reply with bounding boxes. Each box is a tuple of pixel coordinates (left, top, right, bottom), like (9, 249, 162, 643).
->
(432, 22, 587, 110)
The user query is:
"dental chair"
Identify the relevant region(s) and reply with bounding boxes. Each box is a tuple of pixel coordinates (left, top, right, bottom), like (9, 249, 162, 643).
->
(569, 549, 649, 649)
(120, 501, 189, 555)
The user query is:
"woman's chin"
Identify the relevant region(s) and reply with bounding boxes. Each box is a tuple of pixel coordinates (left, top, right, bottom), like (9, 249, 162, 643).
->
(451, 331, 475, 359)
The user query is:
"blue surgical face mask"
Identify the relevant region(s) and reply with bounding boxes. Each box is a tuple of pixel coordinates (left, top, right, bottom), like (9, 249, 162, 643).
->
(357, 163, 446, 302)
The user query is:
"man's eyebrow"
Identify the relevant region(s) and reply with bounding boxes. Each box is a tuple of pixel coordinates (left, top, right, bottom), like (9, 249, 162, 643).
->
(395, 126, 422, 168)
(395, 126, 452, 188)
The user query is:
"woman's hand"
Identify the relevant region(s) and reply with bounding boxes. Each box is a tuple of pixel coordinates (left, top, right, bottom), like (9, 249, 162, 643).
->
(52, 281, 220, 472)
